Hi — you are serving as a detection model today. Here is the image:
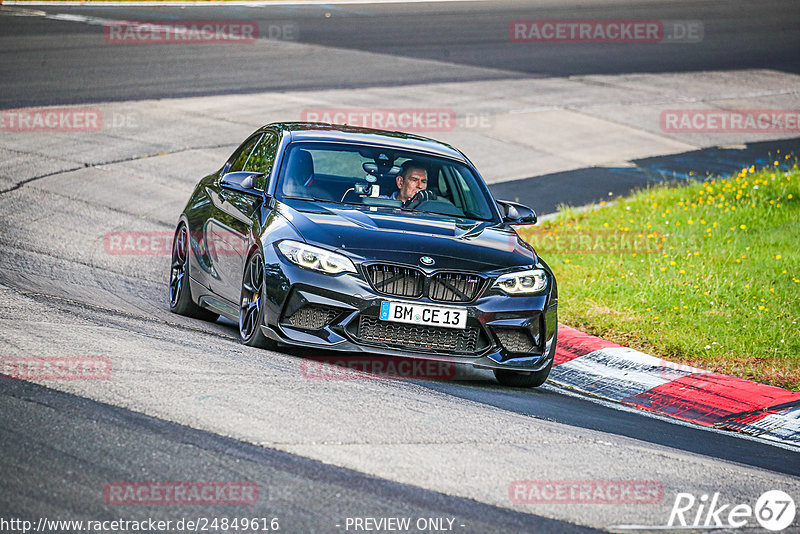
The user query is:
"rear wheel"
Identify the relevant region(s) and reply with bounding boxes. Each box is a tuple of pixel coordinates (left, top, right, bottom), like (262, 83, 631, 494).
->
(169, 223, 219, 322)
(239, 251, 276, 349)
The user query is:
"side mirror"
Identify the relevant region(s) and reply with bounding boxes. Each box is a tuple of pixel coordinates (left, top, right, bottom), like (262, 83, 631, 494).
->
(220, 171, 265, 196)
(497, 199, 537, 225)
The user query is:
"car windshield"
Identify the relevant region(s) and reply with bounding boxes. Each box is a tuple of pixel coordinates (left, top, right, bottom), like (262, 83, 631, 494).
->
(276, 142, 498, 222)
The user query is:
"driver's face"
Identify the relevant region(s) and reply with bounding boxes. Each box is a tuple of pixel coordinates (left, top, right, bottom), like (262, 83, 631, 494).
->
(396, 168, 428, 202)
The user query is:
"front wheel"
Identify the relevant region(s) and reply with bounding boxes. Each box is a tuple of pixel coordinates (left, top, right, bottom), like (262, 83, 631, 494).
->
(494, 358, 553, 388)
(494, 327, 557, 388)
(239, 251, 276, 349)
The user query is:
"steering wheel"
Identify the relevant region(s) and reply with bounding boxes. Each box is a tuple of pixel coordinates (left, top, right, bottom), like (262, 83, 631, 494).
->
(402, 189, 437, 209)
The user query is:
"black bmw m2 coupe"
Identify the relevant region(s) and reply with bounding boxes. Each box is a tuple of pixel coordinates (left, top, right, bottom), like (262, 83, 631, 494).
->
(170, 123, 557, 387)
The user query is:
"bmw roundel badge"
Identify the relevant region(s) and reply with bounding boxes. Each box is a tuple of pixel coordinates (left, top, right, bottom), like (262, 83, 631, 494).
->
(420, 256, 435, 266)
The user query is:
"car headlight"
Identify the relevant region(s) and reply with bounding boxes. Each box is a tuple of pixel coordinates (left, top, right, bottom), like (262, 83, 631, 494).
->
(277, 240, 356, 275)
(493, 269, 548, 295)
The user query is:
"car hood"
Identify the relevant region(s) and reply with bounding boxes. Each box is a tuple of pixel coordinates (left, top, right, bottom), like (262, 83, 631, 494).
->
(278, 199, 537, 271)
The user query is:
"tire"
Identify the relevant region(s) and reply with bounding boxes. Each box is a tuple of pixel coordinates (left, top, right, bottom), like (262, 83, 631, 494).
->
(239, 250, 276, 349)
(494, 360, 552, 388)
(169, 223, 219, 322)
(493, 326, 557, 388)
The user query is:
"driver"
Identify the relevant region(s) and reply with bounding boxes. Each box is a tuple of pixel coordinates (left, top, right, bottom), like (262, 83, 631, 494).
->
(384, 161, 436, 203)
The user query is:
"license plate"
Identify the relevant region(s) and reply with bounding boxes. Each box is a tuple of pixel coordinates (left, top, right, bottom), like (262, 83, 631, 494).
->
(379, 301, 467, 330)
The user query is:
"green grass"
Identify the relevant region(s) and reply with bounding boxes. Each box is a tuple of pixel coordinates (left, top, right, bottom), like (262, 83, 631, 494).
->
(518, 155, 800, 390)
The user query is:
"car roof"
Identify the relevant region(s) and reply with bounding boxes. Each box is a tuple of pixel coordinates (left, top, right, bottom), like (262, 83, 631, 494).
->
(262, 122, 467, 162)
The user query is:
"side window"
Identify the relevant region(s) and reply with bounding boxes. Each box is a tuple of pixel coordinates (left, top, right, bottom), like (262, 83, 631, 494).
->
(449, 165, 493, 220)
(454, 168, 478, 213)
(243, 132, 278, 190)
(442, 166, 464, 210)
(227, 134, 262, 173)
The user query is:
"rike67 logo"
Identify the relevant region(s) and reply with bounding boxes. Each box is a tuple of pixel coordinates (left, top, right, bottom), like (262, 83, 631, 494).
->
(668, 490, 796, 531)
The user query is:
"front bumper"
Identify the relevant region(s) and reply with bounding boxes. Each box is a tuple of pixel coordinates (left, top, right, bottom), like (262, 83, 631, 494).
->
(260, 258, 557, 372)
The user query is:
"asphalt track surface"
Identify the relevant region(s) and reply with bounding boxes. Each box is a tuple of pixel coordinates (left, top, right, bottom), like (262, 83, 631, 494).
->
(1, 1, 800, 532)
(1, 378, 597, 534)
(1, 0, 799, 107)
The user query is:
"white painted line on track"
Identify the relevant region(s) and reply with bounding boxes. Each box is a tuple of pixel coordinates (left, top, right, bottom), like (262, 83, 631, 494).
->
(1, 8, 120, 26)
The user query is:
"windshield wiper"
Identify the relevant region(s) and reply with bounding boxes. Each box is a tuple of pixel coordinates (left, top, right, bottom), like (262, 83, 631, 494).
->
(285, 196, 339, 204)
